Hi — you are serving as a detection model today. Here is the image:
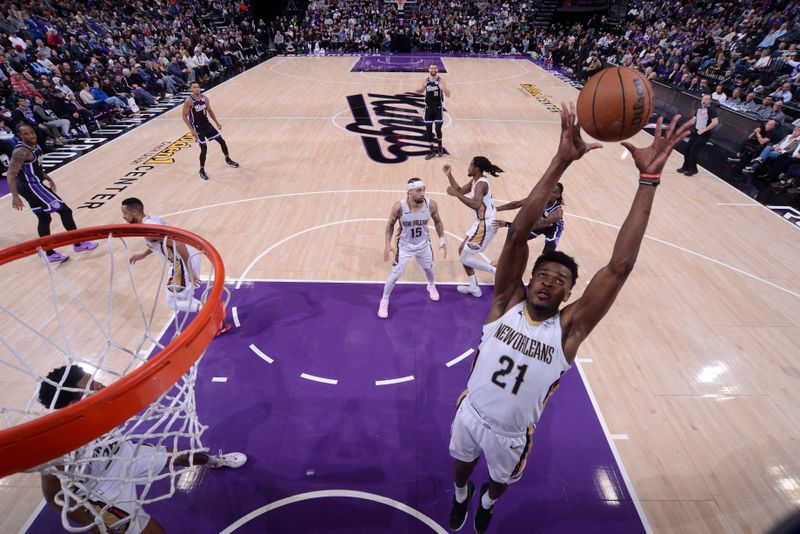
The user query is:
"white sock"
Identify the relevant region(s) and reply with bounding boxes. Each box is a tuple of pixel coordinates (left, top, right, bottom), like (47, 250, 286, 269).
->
(481, 491, 497, 509)
(455, 483, 468, 503)
(468, 274, 478, 287)
(206, 454, 221, 467)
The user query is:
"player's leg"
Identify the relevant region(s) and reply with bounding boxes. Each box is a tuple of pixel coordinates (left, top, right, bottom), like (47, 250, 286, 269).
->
(53, 202, 99, 253)
(458, 223, 497, 297)
(435, 120, 443, 156)
(379, 247, 410, 318)
(448, 396, 481, 530)
(424, 120, 436, 159)
(416, 245, 439, 301)
(213, 136, 239, 167)
(198, 140, 209, 180)
(173, 450, 247, 468)
(473, 425, 533, 533)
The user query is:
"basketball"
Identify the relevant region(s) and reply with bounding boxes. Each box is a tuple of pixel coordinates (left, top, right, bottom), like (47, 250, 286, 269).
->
(576, 67, 655, 142)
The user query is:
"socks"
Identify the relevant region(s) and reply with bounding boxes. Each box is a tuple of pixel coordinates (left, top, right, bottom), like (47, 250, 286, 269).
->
(423, 267, 435, 285)
(455, 483, 468, 503)
(481, 491, 497, 509)
(206, 454, 221, 467)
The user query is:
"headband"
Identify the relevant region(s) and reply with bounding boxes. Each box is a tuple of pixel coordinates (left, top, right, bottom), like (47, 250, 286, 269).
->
(407, 179, 425, 190)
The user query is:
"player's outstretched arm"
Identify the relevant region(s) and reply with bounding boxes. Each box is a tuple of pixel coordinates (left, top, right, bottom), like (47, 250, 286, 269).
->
(560, 114, 695, 361)
(496, 199, 524, 212)
(488, 102, 601, 323)
(442, 164, 472, 195)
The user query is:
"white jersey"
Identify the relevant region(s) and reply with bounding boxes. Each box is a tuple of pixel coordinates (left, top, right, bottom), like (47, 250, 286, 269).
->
(394, 198, 431, 252)
(469, 176, 496, 222)
(467, 300, 570, 434)
(142, 214, 170, 257)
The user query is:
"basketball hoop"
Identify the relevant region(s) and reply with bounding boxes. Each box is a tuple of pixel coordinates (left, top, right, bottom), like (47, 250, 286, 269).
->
(384, 0, 416, 11)
(0, 224, 227, 478)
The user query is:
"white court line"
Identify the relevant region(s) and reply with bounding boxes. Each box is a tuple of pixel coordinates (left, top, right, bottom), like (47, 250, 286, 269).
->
(235, 218, 489, 288)
(575, 358, 594, 363)
(576, 360, 652, 533)
(610, 434, 630, 440)
(300, 373, 338, 385)
(231, 306, 241, 327)
(17, 499, 46, 534)
(211, 377, 228, 383)
(375, 375, 415, 386)
(268, 55, 530, 86)
(163, 189, 800, 301)
(220, 489, 447, 534)
(249, 344, 274, 364)
(715, 202, 761, 206)
(445, 348, 475, 368)
(229, 278, 484, 285)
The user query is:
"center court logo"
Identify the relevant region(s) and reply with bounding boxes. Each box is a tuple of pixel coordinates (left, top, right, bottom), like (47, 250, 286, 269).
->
(345, 92, 445, 164)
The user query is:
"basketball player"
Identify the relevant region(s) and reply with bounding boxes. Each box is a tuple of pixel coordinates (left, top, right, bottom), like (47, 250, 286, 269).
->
(38, 364, 247, 534)
(442, 157, 503, 298)
(6, 123, 98, 263)
(121, 197, 231, 335)
(447, 104, 693, 532)
(182, 82, 239, 181)
(494, 183, 565, 254)
(414, 63, 450, 159)
(379, 178, 447, 319)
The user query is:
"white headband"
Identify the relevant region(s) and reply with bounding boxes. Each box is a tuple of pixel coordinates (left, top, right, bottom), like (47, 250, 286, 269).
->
(407, 179, 425, 190)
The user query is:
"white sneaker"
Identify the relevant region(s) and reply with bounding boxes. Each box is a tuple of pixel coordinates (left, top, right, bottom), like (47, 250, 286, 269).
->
(427, 285, 440, 301)
(210, 451, 247, 468)
(377, 298, 389, 318)
(457, 284, 482, 298)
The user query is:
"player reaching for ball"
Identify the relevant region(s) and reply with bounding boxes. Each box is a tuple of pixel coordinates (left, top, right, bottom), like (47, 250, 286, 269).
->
(446, 103, 693, 533)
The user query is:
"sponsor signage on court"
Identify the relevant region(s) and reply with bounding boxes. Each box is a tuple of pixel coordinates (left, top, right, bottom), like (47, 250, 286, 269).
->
(77, 133, 194, 210)
(520, 83, 562, 113)
(345, 92, 445, 164)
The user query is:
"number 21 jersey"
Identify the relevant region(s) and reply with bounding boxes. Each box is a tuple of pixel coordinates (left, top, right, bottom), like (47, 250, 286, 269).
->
(467, 300, 570, 434)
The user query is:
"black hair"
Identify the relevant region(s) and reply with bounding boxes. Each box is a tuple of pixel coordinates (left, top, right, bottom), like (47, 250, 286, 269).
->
(532, 250, 579, 285)
(472, 156, 504, 177)
(15, 122, 34, 133)
(38, 365, 86, 409)
(554, 182, 565, 206)
(407, 177, 423, 185)
(121, 197, 145, 212)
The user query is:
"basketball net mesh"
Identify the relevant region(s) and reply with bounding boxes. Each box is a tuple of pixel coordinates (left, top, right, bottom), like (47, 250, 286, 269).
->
(0, 232, 224, 533)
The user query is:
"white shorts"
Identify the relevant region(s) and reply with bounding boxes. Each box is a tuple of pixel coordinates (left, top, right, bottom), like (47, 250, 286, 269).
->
(88, 442, 170, 533)
(449, 398, 534, 485)
(166, 251, 203, 312)
(464, 219, 497, 254)
(392, 243, 434, 273)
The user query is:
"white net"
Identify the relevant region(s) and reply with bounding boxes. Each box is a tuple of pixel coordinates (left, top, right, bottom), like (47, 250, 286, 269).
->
(0, 229, 227, 533)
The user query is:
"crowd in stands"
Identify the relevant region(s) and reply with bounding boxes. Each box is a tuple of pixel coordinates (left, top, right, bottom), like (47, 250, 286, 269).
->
(0, 0, 268, 164)
(270, 0, 800, 199)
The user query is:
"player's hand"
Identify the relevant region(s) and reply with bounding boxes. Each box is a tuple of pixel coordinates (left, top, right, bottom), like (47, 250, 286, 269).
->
(621, 114, 695, 176)
(44, 178, 56, 192)
(557, 101, 602, 162)
(442, 164, 452, 175)
(446, 185, 459, 197)
(11, 194, 23, 211)
(492, 219, 508, 229)
(129, 253, 146, 264)
(383, 246, 392, 262)
(216, 123, 223, 131)
(440, 242, 447, 259)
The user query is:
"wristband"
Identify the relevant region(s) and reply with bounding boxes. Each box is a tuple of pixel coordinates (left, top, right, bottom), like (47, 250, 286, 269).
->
(639, 173, 660, 186)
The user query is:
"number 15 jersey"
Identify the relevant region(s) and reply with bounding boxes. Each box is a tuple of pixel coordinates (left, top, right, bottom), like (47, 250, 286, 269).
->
(467, 300, 570, 434)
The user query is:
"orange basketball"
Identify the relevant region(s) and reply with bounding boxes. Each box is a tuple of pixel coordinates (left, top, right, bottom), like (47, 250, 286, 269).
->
(576, 67, 655, 142)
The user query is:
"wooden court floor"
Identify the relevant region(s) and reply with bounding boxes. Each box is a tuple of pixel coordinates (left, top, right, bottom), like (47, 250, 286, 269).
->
(1, 56, 799, 533)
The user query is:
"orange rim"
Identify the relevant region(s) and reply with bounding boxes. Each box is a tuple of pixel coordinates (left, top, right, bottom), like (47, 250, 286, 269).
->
(0, 225, 225, 478)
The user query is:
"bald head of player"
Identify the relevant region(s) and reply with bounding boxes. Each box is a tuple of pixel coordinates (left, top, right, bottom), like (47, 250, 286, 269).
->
(428, 63, 438, 77)
(121, 197, 146, 224)
(407, 177, 426, 205)
(528, 251, 578, 316)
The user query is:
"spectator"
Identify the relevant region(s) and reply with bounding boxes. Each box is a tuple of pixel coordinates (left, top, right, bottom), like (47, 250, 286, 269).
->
(728, 119, 784, 165)
(743, 126, 800, 173)
(11, 95, 64, 146)
(711, 85, 728, 104)
(32, 95, 72, 140)
(770, 82, 794, 103)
